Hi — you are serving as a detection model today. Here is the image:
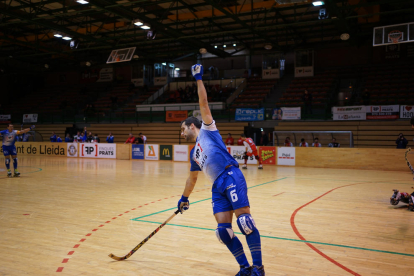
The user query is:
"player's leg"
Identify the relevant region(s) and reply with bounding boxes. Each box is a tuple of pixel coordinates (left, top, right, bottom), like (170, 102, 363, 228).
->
(254, 153, 263, 169)
(242, 152, 249, 169)
(213, 173, 250, 275)
(225, 167, 264, 275)
(12, 155, 19, 177)
(3, 146, 12, 177)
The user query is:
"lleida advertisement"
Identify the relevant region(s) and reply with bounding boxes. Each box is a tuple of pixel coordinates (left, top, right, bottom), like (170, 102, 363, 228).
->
(228, 146, 257, 164)
(0, 142, 66, 156)
(174, 145, 189, 162)
(258, 146, 276, 165)
(277, 147, 295, 166)
(160, 145, 173, 160)
(132, 144, 145, 160)
(145, 144, 159, 160)
(67, 143, 78, 157)
(400, 105, 414, 119)
(80, 143, 116, 159)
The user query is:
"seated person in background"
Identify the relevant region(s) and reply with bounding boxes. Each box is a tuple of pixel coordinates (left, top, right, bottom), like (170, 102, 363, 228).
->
(87, 131, 94, 143)
(396, 133, 408, 149)
(50, 132, 57, 142)
(94, 134, 100, 143)
(328, 138, 340, 148)
(299, 138, 308, 147)
(22, 133, 30, 142)
(125, 133, 135, 144)
(284, 137, 293, 147)
(65, 134, 72, 142)
(74, 127, 88, 143)
(226, 133, 234, 145)
(106, 132, 114, 143)
(56, 135, 62, 142)
(312, 137, 322, 147)
(139, 133, 147, 144)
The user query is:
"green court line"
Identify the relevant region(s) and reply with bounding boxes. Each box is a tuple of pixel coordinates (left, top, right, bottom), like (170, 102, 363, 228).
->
(21, 167, 43, 174)
(131, 177, 288, 221)
(134, 219, 414, 258)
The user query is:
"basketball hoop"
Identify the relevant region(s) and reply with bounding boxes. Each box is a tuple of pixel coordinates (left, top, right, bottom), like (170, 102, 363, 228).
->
(388, 30, 402, 44)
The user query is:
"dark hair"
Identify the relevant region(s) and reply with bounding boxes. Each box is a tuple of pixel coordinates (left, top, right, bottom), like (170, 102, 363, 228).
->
(411, 116, 414, 126)
(314, 137, 319, 140)
(181, 116, 201, 129)
(301, 138, 305, 142)
(95, 133, 98, 136)
(332, 137, 336, 140)
(139, 133, 142, 135)
(228, 133, 231, 135)
(286, 136, 290, 139)
(241, 133, 246, 138)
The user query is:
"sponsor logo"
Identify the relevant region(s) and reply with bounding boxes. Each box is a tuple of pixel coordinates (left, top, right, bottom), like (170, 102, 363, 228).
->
(163, 148, 170, 156)
(261, 150, 274, 161)
(226, 183, 236, 190)
(68, 145, 77, 157)
(148, 146, 155, 156)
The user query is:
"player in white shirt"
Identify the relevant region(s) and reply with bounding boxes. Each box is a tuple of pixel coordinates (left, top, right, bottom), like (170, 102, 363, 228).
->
(178, 64, 264, 276)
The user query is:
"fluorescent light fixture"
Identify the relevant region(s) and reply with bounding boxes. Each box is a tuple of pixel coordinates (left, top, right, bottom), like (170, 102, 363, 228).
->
(54, 34, 62, 38)
(214, 45, 217, 48)
(133, 20, 143, 26)
(62, 36, 72, 40)
(175, 68, 180, 71)
(233, 43, 236, 46)
(312, 1, 324, 6)
(141, 24, 151, 30)
(76, 0, 89, 4)
(162, 62, 167, 65)
(223, 44, 226, 48)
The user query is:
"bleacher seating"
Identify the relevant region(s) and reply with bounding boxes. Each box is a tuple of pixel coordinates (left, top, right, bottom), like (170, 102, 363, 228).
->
(278, 72, 335, 108)
(230, 79, 276, 110)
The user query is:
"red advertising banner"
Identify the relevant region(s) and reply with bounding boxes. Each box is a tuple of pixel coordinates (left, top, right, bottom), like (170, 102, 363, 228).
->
(166, 110, 188, 122)
(259, 146, 276, 165)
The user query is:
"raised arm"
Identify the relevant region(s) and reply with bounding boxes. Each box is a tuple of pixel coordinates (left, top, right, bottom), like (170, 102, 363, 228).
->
(17, 125, 35, 135)
(192, 64, 212, 125)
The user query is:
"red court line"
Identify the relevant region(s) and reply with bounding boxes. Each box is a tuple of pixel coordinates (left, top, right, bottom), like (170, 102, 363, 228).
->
(290, 183, 363, 276)
(62, 258, 69, 263)
(272, 192, 285, 197)
(56, 189, 204, 273)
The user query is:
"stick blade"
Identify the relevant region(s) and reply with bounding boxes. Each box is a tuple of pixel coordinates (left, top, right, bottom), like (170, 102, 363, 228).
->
(108, 253, 126, 261)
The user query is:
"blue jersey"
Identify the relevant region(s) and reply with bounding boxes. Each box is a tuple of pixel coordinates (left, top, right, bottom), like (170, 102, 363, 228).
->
(190, 120, 239, 183)
(0, 129, 18, 146)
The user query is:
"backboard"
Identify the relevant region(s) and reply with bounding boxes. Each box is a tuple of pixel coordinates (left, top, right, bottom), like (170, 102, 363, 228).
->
(106, 47, 136, 64)
(373, 22, 414, 46)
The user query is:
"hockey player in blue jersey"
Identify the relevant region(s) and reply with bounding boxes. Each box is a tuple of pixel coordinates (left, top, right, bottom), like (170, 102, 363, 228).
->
(1, 124, 35, 177)
(177, 64, 265, 276)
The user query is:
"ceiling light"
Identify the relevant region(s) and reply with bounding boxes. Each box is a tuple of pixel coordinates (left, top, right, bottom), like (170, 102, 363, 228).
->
(44, 64, 49, 69)
(62, 36, 72, 40)
(54, 32, 62, 38)
(233, 43, 236, 46)
(223, 44, 226, 48)
(199, 48, 207, 54)
(264, 44, 272, 50)
(133, 19, 143, 26)
(141, 24, 151, 30)
(312, 1, 324, 6)
(162, 62, 167, 65)
(214, 45, 218, 48)
(85, 61, 91, 67)
(175, 68, 180, 71)
(76, 0, 89, 4)
(133, 55, 139, 59)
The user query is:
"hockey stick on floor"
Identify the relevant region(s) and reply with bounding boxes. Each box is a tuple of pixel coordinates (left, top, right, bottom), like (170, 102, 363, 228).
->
(109, 210, 180, 261)
(405, 148, 414, 180)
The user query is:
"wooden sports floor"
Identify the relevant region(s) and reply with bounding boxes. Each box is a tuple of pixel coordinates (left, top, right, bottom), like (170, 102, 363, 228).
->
(1, 156, 414, 276)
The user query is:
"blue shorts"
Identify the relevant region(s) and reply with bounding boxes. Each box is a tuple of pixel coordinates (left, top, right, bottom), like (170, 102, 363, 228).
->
(212, 166, 250, 214)
(2, 145, 17, 156)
